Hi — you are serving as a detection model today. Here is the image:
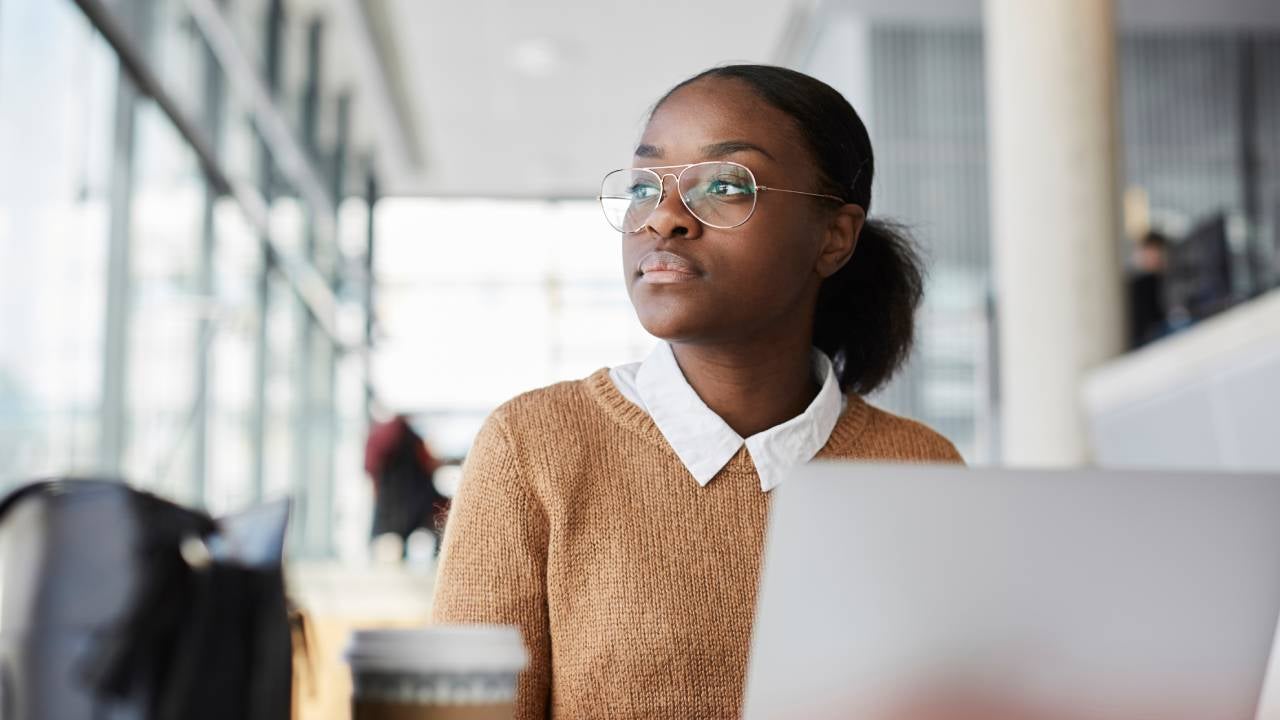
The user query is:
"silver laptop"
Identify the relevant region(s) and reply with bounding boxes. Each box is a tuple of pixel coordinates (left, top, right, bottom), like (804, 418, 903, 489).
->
(743, 464, 1280, 720)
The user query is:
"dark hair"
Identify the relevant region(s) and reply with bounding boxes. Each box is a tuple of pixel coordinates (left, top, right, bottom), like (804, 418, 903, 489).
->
(1140, 230, 1168, 249)
(654, 65, 925, 395)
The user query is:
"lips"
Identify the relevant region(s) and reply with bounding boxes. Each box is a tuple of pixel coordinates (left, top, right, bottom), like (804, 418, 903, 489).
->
(637, 250, 701, 278)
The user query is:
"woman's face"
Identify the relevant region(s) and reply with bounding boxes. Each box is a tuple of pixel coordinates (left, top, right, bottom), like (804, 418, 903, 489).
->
(621, 77, 855, 346)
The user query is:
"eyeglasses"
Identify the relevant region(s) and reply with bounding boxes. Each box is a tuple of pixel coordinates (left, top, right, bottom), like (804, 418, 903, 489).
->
(598, 161, 845, 233)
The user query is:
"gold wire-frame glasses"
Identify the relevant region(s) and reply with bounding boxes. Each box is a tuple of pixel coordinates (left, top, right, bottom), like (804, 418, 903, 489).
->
(598, 161, 845, 233)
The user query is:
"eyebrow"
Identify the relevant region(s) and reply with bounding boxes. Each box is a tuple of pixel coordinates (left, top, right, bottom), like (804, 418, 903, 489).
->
(700, 140, 775, 161)
(634, 143, 662, 158)
(632, 140, 776, 161)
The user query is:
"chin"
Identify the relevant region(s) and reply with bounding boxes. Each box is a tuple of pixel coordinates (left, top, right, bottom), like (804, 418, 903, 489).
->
(633, 303, 712, 343)
(627, 278, 730, 342)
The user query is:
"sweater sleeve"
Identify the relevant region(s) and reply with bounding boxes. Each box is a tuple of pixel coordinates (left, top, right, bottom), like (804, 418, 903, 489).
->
(431, 411, 551, 720)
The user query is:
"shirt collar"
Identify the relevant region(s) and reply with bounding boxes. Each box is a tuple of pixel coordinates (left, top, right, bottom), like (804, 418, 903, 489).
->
(612, 342, 846, 492)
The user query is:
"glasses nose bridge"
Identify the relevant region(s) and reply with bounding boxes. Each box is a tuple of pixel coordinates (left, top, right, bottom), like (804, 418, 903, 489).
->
(634, 168, 697, 233)
(655, 171, 682, 201)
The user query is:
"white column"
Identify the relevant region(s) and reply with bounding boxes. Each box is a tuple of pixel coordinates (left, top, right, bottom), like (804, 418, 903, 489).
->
(984, 0, 1126, 466)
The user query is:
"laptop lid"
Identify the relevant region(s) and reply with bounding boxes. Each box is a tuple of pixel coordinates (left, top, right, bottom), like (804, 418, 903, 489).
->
(743, 464, 1280, 720)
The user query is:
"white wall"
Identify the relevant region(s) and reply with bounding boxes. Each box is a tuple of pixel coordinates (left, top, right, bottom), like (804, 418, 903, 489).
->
(1084, 288, 1280, 471)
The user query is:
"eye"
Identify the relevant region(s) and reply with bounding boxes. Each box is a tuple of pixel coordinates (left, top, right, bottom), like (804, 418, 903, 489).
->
(705, 176, 753, 197)
(628, 181, 661, 200)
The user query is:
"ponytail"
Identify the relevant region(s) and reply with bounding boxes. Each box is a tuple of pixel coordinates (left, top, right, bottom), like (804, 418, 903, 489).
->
(813, 219, 924, 395)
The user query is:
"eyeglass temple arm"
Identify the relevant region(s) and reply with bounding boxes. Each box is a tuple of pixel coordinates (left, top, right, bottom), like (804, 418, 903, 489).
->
(755, 186, 846, 203)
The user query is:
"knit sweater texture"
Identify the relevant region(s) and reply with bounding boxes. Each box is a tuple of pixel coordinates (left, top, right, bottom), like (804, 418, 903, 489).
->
(431, 369, 964, 719)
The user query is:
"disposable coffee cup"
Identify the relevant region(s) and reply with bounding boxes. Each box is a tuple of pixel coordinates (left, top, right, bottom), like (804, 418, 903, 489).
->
(346, 625, 529, 720)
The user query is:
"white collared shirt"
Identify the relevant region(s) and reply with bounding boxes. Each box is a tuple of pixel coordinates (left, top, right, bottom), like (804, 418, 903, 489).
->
(608, 342, 846, 492)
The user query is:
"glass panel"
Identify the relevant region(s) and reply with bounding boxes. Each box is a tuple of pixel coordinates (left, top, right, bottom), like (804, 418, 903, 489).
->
(147, 0, 206, 122)
(264, 271, 300, 502)
(122, 103, 206, 502)
(207, 196, 263, 515)
(0, 0, 117, 487)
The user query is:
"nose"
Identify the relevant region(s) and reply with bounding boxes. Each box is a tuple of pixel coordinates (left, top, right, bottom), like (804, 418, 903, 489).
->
(642, 172, 702, 239)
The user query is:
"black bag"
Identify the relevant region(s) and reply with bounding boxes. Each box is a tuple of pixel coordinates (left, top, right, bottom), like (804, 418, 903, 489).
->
(0, 479, 292, 720)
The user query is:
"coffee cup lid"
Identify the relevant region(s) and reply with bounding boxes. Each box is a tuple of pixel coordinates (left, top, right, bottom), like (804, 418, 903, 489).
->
(345, 625, 529, 674)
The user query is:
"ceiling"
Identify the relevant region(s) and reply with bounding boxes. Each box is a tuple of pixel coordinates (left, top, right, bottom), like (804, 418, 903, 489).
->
(817, 0, 1280, 28)
(368, 0, 1280, 198)
(371, 0, 801, 197)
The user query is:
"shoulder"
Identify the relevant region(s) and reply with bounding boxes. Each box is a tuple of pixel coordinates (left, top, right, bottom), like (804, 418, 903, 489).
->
(463, 370, 629, 500)
(847, 397, 965, 464)
(484, 370, 610, 435)
(472, 369, 626, 463)
(462, 373, 604, 485)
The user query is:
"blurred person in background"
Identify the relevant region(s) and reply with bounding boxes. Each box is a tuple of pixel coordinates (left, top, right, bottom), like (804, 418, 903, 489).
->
(363, 414, 448, 558)
(431, 65, 962, 719)
(1127, 229, 1170, 347)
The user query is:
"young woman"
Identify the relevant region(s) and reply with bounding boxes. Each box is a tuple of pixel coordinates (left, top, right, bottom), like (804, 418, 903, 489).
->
(431, 64, 963, 720)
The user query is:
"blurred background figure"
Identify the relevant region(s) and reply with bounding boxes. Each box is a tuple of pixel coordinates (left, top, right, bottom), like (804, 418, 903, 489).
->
(364, 414, 447, 560)
(1127, 229, 1170, 348)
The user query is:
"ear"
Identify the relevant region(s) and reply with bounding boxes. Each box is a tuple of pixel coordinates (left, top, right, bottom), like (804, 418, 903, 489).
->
(815, 203, 865, 279)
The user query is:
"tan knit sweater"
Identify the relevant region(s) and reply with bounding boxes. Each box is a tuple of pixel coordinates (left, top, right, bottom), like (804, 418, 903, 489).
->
(431, 369, 963, 719)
